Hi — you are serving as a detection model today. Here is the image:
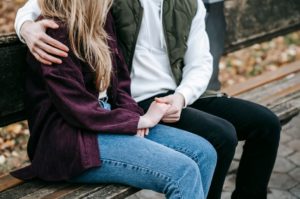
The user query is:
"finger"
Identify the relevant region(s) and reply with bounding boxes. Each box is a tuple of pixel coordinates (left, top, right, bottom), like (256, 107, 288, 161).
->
(139, 131, 145, 138)
(142, 128, 148, 137)
(162, 118, 179, 123)
(159, 103, 172, 110)
(162, 116, 180, 120)
(145, 128, 149, 136)
(155, 97, 171, 104)
(35, 48, 62, 64)
(32, 52, 52, 65)
(163, 115, 180, 120)
(166, 107, 178, 115)
(42, 34, 69, 53)
(136, 129, 145, 138)
(135, 133, 141, 137)
(38, 41, 68, 58)
(41, 19, 59, 29)
(164, 112, 180, 118)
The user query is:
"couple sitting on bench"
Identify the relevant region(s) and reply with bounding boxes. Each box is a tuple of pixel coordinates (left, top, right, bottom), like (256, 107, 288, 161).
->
(12, 0, 281, 199)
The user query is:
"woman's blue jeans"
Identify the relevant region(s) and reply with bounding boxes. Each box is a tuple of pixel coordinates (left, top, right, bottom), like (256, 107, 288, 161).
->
(70, 100, 217, 199)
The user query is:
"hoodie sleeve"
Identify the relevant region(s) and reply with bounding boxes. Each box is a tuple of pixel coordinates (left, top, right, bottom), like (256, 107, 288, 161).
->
(114, 46, 145, 115)
(175, 0, 213, 107)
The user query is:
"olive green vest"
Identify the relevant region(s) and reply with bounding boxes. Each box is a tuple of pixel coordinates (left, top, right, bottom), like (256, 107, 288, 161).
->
(112, 0, 198, 85)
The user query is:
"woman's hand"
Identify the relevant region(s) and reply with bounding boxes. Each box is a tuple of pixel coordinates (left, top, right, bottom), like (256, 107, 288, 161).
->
(136, 128, 149, 138)
(20, 20, 69, 65)
(137, 102, 170, 129)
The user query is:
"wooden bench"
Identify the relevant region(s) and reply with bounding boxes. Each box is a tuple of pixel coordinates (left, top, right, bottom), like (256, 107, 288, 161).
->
(1, 59, 300, 199)
(1, 0, 300, 198)
(1, 48, 299, 199)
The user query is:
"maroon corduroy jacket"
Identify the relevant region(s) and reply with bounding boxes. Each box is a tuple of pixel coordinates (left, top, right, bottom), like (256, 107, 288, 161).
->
(11, 13, 144, 181)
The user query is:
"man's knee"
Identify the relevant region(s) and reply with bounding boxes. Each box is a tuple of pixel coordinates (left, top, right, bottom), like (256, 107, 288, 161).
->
(264, 109, 281, 134)
(213, 119, 238, 152)
(254, 108, 281, 146)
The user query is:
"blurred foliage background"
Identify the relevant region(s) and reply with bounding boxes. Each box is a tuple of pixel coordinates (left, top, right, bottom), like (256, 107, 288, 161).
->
(0, 0, 300, 175)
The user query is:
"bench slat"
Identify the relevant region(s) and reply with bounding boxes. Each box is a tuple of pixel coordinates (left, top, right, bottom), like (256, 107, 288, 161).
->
(61, 185, 107, 199)
(0, 174, 138, 199)
(83, 185, 139, 199)
(222, 61, 300, 96)
(237, 71, 300, 103)
(20, 183, 75, 199)
(259, 83, 300, 106)
(0, 180, 47, 199)
(237, 72, 300, 125)
(41, 184, 83, 199)
(0, 174, 23, 193)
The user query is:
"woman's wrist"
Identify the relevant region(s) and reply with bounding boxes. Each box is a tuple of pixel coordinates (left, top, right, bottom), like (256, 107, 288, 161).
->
(138, 115, 153, 129)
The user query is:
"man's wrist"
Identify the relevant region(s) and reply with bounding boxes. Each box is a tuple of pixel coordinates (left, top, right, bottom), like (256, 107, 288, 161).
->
(174, 92, 185, 108)
(20, 20, 34, 43)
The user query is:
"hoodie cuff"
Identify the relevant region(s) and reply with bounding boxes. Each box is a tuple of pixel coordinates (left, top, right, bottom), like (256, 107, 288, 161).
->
(175, 87, 194, 108)
(15, 17, 35, 43)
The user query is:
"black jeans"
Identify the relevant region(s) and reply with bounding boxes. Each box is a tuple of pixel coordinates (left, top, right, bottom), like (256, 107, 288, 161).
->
(138, 93, 281, 199)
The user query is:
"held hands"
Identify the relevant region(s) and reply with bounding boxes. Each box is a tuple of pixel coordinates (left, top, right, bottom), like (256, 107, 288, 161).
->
(136, 93, 185, 137)
(20, 20, 69, 65)
(137, 101, 171, 137)
(155, 93, 185, 123)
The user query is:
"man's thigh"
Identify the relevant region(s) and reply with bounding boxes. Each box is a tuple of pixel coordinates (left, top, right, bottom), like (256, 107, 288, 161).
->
(191, 96, 279, 140)
(138, 93, 238, 146)
(164, 105, 237, 147)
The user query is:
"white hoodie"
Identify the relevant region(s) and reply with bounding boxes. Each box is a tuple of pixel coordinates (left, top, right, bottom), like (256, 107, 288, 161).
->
(130, 0, 213, 105)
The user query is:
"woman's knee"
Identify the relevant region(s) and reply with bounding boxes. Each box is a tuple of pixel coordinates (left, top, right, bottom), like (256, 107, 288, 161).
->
(192, 139, 217, 168)
(171, 154, 201, 179)
(164, 155, 204, 198)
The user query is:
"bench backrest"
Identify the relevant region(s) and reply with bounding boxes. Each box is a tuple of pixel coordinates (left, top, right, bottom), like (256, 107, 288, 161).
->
(224, 0, 300, 52)
(1, 0, 300, 127)
(0, 35, 27, 126)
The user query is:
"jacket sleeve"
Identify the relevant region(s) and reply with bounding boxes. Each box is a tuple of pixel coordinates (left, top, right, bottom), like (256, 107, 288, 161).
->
(107, 13, 144, 115)
(39, 26, 140, 134)
(114, 45, 145, 115)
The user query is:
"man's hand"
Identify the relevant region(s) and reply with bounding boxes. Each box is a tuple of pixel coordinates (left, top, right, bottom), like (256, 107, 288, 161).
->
(155, 93, 185, 123)
(20, 20, 69, 65)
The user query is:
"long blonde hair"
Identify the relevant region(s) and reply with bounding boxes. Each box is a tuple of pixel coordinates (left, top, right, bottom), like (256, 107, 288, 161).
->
(38, 0, 113, 92)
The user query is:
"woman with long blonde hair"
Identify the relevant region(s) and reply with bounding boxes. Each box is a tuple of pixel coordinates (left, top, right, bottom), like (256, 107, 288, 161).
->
(12, 0, 217, 198)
